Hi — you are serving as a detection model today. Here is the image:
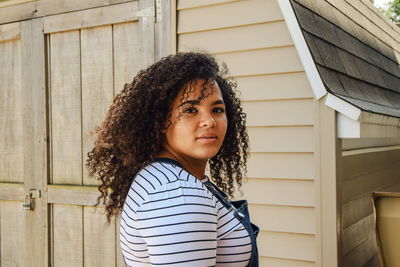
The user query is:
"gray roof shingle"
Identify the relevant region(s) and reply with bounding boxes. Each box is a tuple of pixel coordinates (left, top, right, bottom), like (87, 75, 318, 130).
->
(290, 0, 400, 118)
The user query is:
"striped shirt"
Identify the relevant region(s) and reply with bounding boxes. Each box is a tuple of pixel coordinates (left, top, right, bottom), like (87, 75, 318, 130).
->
(120, 159, 252, 266)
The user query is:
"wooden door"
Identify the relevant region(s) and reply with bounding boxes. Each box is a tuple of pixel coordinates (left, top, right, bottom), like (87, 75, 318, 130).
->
(0, 0, 165, 266)
(45, 2, 156, 267)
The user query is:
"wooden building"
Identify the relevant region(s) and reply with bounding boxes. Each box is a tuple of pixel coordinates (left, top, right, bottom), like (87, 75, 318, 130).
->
(1, 0, 400, 266)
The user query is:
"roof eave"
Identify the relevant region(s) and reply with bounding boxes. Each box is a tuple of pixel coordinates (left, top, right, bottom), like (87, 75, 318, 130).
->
(278, 0, 400, 139)
(277, 0, 326, 100)
(337, 111, 400, 138)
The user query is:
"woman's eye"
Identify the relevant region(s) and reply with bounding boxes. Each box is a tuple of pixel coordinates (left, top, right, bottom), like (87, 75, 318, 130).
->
(183, 107, 197, 113)
(213, 107, 225, 113)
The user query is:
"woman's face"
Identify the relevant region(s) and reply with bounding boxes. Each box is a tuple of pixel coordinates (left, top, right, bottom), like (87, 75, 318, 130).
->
(163, 79, 228, 162)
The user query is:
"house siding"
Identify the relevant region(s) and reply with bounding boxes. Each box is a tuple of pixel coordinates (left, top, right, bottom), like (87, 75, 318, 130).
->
(176, 0, 317, 265)
(340, 147, 400, 266)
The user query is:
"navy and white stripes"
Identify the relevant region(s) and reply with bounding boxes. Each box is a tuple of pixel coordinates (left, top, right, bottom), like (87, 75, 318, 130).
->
(120, 160, 252, 266)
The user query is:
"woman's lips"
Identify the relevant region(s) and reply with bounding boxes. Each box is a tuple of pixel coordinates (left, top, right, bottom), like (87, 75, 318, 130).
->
(196, 136, 218, 143)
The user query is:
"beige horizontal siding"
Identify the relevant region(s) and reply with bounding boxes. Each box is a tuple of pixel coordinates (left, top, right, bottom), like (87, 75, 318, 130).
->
(237, 178, 315, 207)
(215, 47, 303, 76)
(237, 72, 313, 101)
(177, 0, 282, 33)
(243, 99, 313, 127)
(260, 256, 315, 267)
(247, 152, 314, 179)
(176, 0, 316, 264)
(179, 21, 291, 53)
(177, 0, 240, 10)
(259, 231, 316, 261)
(248, 126, 314, 153)
(249, 204, 316, 234)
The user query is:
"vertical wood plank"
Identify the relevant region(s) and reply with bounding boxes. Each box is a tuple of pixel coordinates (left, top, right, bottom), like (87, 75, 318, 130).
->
(113, 22, 141, 95)
(0, 201, 25, 267)
(53, 204, 83, 267)
(83, 207, 116, 267)
(81, 26, 113, 186)
(50, 30, 82, 185)
(139, 0, 155, 68)
(21, 18, 49, 267)
(155, 0, 171, 60)
(0, 38, 23, 182)
(115, 216, 125, 267)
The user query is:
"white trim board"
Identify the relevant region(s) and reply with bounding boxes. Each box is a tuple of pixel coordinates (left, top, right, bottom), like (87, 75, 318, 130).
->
(342, 145, 400, 156)
(277, 0, 400, 139)
(338, 112, 400, 138)
(277, 0, 326, 100)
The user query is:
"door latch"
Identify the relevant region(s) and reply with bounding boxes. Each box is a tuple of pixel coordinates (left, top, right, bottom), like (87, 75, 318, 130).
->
(22, 189, 41, 211)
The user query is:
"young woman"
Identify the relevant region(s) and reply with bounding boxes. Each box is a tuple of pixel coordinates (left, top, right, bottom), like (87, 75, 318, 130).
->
(86, 52, 258, 266)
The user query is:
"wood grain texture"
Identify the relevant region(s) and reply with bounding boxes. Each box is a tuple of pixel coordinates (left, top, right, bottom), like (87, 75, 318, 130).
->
(50, 30, 82, 185)
(236, 72, 313, 101)
(247, 152, 314, 180)
(342, 234, 378, 267)
(81, 25, 113, 186)
(248, 126, 314, 153)
(342, 149, 400, 181)
(154, 0, 172, 60)
(113, 22, 141, 95)
(53, 204, 83, 267)
(83, 206, 116, 267)
(44, 2, 139, 34)
(342, 193, 373, 229)
(0, 0, 135, 25)
(215, 47, 303, 77)
(342, 214, 375, 255)
(0, 201, 25, 267)
(243, 99, 314, 127)
(342, 166, 400, 204)
(0, 37, 23, 182)
(177, 0, 283, 33)
(47, 185, 100, 206)
(179, 21, 291, 54)
(0, 183, 24, 201)
(340, 149, 400, 266)
(139, 0, 155, 69)
(0, 22, 20, 42)
(21, 18, 49, 267)
(235, 178, 315, 207)
(0, 0, 35, 8)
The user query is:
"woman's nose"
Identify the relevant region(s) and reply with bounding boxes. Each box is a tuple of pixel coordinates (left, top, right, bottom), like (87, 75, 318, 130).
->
(200, 113, 216, 128)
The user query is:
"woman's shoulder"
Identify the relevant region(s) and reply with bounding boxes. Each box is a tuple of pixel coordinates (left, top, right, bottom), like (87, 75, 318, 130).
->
(134, 161, 193, 189)
(124, 162, 216, 215)
(131, 161, 212, 199)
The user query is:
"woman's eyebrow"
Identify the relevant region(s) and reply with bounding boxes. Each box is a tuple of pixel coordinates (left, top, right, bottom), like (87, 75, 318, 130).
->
(178, 99, 225, 107)
(212, 99, 225, 105)
(178, 99, 200, 107)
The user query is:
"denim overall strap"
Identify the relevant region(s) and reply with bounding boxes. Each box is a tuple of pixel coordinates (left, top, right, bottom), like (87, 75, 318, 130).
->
(203, 181, 259, 267)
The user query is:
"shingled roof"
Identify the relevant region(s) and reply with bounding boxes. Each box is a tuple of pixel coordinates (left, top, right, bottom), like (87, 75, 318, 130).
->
(289, 0, 400, 119)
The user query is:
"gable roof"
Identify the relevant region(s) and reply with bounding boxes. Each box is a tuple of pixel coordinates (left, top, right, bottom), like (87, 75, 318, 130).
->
(278, 0, 400, 138)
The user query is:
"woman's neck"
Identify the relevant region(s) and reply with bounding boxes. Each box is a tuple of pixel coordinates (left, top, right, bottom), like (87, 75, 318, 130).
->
(155, 149, 207, 180)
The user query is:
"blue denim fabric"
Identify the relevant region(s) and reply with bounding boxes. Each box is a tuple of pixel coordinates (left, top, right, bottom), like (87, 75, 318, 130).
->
(203, 181, 259, 267)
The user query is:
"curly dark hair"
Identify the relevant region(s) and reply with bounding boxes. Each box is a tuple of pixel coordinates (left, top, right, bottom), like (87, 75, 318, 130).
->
(86, 52, 249, 220)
